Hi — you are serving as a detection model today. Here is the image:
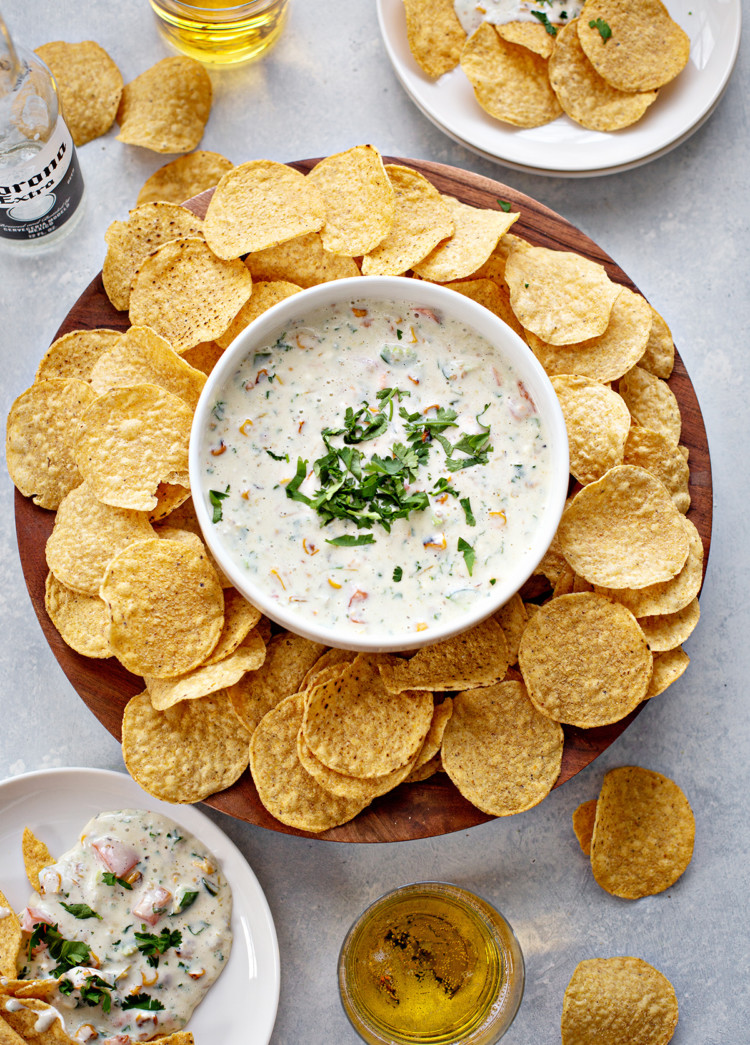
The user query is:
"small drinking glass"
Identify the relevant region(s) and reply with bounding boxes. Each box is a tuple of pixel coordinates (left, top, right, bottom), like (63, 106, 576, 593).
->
(149, 0, 289, 66)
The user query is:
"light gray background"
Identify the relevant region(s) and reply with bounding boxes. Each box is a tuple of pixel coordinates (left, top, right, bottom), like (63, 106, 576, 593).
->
(1, 2, 748, 1042)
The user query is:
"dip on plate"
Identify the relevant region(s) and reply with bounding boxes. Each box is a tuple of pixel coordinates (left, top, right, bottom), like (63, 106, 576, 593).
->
(194, 280, 567, 650)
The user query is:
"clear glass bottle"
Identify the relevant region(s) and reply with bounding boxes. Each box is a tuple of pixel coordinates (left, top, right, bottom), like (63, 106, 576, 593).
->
(0, 12, 85, 250)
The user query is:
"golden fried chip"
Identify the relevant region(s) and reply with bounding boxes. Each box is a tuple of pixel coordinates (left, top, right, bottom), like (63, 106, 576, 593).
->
(228, 631, 326, 736)
(578, 0, 690, 92)
(412, 196, 518, 282)
(35, 328, 122, 383)
(572, 799, 597, 856)
(296, 724, 418, 804)
(548, 21, 658, 131)
(149, 483, 191, 523)
(76, 384, 192, 512)
(505, 240, 621, 345)
(22, 827, 54, 891)
(0, 996, 75, 1044)
(154, 501, 233, 586)
(534, 530, 569, 588)
(35, 41, 123, 146)
(638, 599, 699, 653)
(558, 466, 689, 588)
(518, 592, 652, 727)
(590, 766, 695, 898)
(103, 202, 204, 311)
(413, 697, 453, 769)
(562, 956, 679, 1045)
(639, 306, 674, 379)
(496, 20, 555, 58)
(251, 694, 366, 832)
(100, 537, 224, 677)
(596, 516, 703, 617)
(137, 150, 234, 206)
(0, 888, 22, 978)
(129, 236, 252, 353)
(527, 286, 652, 382)
(646, 647, 690, 698)
(307, 145, 395, 257)
(122, 690, 248, 802)
(619, 366, 682, 445)
(494, 593, 528, 665)
(361, 164, 454, 276)
(6, 378, 96, 510)
(403, 0, 467, 77)
(90, 325, 207, 409)
(44, 572, 112, 658)
(302, 655, 434, 777)
(623, 426, 690, 513)
(443, 278, 528, 341)
(145, 628, 266, 709)
(181, 340, 224, 376)
(378, 617, 510, 693)
(551, 375, 631, 485)
(204, 160, 326, 259)
(202, 587, 262, 664)
(442, 681, 563, 816)
(116, 56, 212, 153)
(216, 280, 302, 350)
(245, 232, 360, 287)
(300, 648, 357, 691)
(405, 753, 443, 783)
(460, 23, 562, 128)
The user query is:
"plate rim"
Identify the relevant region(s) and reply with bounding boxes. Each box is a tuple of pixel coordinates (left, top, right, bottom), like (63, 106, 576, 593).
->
(0, 765, 281, 1045)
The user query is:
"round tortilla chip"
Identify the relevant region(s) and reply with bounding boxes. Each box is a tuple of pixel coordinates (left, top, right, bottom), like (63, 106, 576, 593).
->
(250, 693, 366, 832)
(122, 690, 249, 803)
(361, 165, 454, 276)
(181, 340, 225, 377)
(412, 196, 518, 283)
(129, 236, 252, 353)
(307, 145, 395, 257)
(551, 375, 631, 485)
(639, 306, 674, 379)
(100, 537, 224, 678)
(302, 654, 434, 777)
(618, 366, 682, 445)
(548, 21, 658, 131)
(638, 599, 699, 653)
(442, 681, 563, 816)
(572, 799, 597, 856)
(518, 592, 653, 727)
(590, 766, 695, 898)
(90, 325, 206, 409)
(216, 281, 302, 350)
(76, 384, 192, 512)
(44, 573, 112, 659)
(460, 23, 562, 128)
(505, 240, 621, 345)
(145, 628, 266, 709)
(403, 0, 467, 78)
(557, 465, 690, 589)
(413, 697, 453, 770)
(646, 646, 690, 698)
(494, 593, 528, 665)
(34, 40, 123, 146)
(496, 20, 555, 58)
(245, 232, 360, 287)
(204, 160, 326, 260)
(562, 956, 679, 1045)
(527, 286, 652, 382)
(623, 426, 690, 514)
(378, 617, 510, 693)
(137, 150, 234, 206)
(442, 278, 528, 341)
(296, 725, 418, 804)
(6, 378, 96, 510)
(116, 56, 212, 153)
(202, 587, 263, 664)
(35, 328, 122, 383)
(577, 0, 690, 92)
(103, 202, 204, 312)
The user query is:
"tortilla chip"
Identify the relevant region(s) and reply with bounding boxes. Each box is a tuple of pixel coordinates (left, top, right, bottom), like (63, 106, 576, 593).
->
(623, 426, 690, 514)
(646, 647, 690, 698)
(137, 150, 234, 206)
(116, 56, 212, 153)
(551, 375, 631, 485)
(619, 366, 682, 445)
(216, 281, 302, 350)
(494, 593, 528, 665)
(90, 325, 206, 409)
(442, 278, 528, 341)
(22, 827, 55, 891)
(378, 617, 510, 693)
(35, 329, 122, 384)
(34, 40, 123, 146)
(44, 572, 112, 658)
(245, 232, 360, 287)
(639, 306, 675, 379)
(638, 599, 699, 653)
(572, 799, 597, 856)
(403, 0, 467, 78)
(496, 20, 555, 58)
(307, 145, 395, 257)
(412, 196, 519, 282)
(0, 888, 22, 978)
(145, 628, 266, 709)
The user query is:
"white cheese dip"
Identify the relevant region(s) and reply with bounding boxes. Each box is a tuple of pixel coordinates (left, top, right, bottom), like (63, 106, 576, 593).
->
(202, 299, 552, 641)
(454, 0, 583, 37)
(20, 810, 232, 1043)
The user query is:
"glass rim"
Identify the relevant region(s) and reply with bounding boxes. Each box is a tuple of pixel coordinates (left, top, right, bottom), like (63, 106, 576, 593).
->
(150, 0, 286, 14)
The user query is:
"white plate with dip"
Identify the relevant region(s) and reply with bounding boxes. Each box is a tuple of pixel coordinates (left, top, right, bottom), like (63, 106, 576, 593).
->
(0, 767, 280, 1045)
(376, 0, 742, 176)
(191, 276, 569, 653)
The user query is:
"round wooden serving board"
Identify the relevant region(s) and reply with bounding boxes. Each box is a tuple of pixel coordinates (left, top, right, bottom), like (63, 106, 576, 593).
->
(15, 158, 712, 843)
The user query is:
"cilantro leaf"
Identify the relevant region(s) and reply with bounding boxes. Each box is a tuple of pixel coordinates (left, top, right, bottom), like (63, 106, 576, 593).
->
(325, 534, 376, 547)
(101, 871, 132, 890)
(27, 923, 92, 974)
(497, 198, 512, 212)
(135, 927, 182, 969)
(59, 902, 101, 921)
(589, 17, 612, 41)
(393, 566, 403, 582)
(121, 993, 165, 1012)
(460, 498, 476, 526)
(209, 486, 230, 523)
(458, 537, 476, 576)
(531, 10, 557, 35)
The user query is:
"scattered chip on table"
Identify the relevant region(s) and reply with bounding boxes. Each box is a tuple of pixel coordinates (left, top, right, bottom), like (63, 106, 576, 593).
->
(44, 572, 112, 659)
(34, 40, 123, 146)
(307, 144, 395, 257)
(90, 325, 207, 409)
(35, 328, 122, 383)
(116, 55, 212, 153)
(137, 150, 234, 206)
(129, 236, 252, 353)
(518, 592, 653, 727)
(561, 956, 679, 1045)
(572, 799, 597, 856)
(590, 766, 695, 898)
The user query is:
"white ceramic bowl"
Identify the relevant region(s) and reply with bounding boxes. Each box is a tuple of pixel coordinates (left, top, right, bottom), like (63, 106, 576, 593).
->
(189, 276, 569, 652)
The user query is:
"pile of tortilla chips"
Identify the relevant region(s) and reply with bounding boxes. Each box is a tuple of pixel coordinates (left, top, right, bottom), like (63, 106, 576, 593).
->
(0, 829, 194, 1045)
(6, 144, 702, 831)
(404, 0, 689, 131)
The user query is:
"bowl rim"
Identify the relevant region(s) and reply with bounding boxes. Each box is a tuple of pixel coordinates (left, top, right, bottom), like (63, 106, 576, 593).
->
(189, 275, 569, 652)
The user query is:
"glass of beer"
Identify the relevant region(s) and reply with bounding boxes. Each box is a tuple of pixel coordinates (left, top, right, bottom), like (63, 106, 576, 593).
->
(338, 882, 525, 1045)
(149, 0, 289, 66)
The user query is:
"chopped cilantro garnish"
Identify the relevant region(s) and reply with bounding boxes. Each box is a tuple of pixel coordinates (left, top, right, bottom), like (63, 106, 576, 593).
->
(265, 448, 289, 462)
(458, 537, 476, 576)
(589, 17, 612, 41)
(121, 993, 165, 1011)
(101, 871, 132, 890)
(27, 923, 92, 974)
(393, 566, 403, 582)
(531, 10, 557, 35)
(396, 328, 403, 340)
(460, 497, 476, 526)
(209, 485, 230, 523)
(135, 927, 182, 968)
(60, 973, 113, 1013)
(59, 902, 101, 920)
(326, 534, 376, 547)
(497, 198, 512, 212)
(176, 890, 199, 913)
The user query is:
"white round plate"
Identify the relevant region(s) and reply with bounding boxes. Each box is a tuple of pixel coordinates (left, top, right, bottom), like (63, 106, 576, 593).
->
(377, 0, 742, 176)
(0, 767, 280, 1045)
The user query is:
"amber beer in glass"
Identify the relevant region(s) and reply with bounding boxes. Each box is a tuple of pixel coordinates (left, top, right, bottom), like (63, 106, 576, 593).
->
(149, 0, 289, 66)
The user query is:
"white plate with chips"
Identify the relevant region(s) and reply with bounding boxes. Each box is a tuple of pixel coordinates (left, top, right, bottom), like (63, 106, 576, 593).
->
(0, 767, 280, 1045)
(376, 0, 742, 176)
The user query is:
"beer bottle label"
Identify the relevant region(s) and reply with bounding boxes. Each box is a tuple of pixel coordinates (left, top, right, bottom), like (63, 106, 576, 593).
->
(0, 117, 84, 242)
